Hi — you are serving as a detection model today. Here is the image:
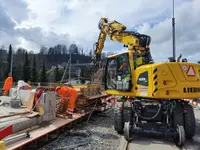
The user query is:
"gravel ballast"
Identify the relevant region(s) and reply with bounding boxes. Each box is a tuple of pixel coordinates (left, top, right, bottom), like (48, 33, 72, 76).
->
(42, 110, 121, 150)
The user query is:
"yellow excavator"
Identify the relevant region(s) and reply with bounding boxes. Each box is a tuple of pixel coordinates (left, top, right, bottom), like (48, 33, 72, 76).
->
(93, 17, 199, 146)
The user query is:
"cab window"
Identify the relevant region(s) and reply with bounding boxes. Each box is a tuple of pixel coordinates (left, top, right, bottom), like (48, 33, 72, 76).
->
(105, 53, 132, 91)
(106, 57, 117, 89)
(117, 53, 131, 79)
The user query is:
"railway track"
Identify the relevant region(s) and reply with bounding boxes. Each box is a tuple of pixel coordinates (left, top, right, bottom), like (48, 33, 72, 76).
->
(41, 109, 121, 150)
(118, 107, 200, 150)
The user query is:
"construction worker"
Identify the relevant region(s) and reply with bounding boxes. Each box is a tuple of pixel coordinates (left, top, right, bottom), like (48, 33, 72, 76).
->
(2, 72, 13, 96)
(55, 85, 78, 116)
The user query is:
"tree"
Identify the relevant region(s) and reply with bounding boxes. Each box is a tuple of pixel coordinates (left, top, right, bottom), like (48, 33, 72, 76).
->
(69, 44, 79, 55)
(5, 44, 12, 77)
(40, 61, 47, 82)
(31, 55, 37, 82)
(54, 65, 60, 82)
(23, 51, 31, 82)
(62, 45, 67, 54)
(40, 46, 48, 55)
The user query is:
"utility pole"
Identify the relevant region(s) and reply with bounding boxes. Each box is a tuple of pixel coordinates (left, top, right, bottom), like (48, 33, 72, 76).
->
(172, 0, 176, 60)
(69, 52, 71, 84)
(10, 46, 13, 77)
(60, 59, 70, 84)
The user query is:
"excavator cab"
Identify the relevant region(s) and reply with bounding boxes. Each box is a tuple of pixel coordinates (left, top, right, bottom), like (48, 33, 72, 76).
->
(105, 49, 151, 93)
(105, 52, 131, 92)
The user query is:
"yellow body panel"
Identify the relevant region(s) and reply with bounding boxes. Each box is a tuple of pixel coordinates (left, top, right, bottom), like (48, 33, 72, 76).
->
(106, 61, 200, 99)
(0, 141, 6, 150)
(151, 62, 200, 99)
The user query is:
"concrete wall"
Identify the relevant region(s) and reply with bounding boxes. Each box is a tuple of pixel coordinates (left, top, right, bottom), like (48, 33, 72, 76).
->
(40, 92, 56, 121)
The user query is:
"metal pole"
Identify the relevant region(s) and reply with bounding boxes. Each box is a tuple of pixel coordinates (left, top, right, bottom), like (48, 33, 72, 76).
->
(69, 53, 71, 83)
(10, 48, 13, 76)
(61, 59, 70, 83)
(172, 0, 176, 60)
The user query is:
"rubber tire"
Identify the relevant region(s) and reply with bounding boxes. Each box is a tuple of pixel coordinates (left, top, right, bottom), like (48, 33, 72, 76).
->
(172, 101, 184, 128)
(123, 101, 133, 125)
(114, 106, 124, 134)
(183, 103, 196, 139)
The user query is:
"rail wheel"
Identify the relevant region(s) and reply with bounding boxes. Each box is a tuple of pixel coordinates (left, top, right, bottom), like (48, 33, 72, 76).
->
(183, 103, 196, 139)
(174, 125, 186, 147)
(114, 105, 124, 134)
(124, 121, 132, 141)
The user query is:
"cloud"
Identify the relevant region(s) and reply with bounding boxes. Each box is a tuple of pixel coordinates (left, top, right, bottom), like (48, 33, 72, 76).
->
(0, 0, 29, 24)
(136, 0, 200, 62)
(0, 0, 199, 62)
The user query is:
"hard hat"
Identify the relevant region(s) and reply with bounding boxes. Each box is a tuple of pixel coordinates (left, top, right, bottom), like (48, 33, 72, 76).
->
(55, 86, 61, 92)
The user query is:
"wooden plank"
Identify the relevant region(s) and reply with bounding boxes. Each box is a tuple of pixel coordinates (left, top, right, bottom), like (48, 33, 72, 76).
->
(56, 114, 67, 119)
(25, 112, 39, 118)
(6, 112, 90, 150)
(0, 111, 30, 119)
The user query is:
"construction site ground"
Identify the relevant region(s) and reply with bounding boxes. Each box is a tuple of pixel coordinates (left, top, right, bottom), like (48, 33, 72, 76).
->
(124, 106, 200, 150)
(40, 105, 200, 150)
(1, 90, 200, 150)
(41, 110, 121, 150)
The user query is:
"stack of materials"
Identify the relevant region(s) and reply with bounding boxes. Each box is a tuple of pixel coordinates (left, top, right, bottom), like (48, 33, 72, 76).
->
(75, 84, 106, 113)
(79, 84, 101, 97)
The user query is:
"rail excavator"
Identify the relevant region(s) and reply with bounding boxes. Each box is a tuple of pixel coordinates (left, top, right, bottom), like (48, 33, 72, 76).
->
(93, 17, 199, 146)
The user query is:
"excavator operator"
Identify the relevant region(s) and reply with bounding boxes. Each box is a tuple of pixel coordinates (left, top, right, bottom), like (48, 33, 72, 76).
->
(55, 85, 78, 116)
(118, 56, 131, 81)
(119, 58, 129, 77)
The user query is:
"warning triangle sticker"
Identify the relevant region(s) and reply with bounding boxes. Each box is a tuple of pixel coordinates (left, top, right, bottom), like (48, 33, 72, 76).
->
(187, 66, 196, 76)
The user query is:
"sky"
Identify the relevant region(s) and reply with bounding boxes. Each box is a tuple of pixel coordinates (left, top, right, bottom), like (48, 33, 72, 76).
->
(0, 0, 199, 62)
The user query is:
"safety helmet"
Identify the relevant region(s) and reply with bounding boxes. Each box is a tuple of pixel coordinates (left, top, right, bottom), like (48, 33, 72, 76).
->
(55, 86, 61, 92)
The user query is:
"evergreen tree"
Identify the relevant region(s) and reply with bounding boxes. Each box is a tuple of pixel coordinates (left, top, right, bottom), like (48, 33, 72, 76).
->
(23, 51, 31, 82)
(40, 61, 47, 82)
(54, 65, 60, 82)
(5, 44, 12, 78)
(31, 55, 37, 82)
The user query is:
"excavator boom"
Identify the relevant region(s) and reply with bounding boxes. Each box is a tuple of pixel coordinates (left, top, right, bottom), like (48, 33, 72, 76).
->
(93, 17, 153, 66)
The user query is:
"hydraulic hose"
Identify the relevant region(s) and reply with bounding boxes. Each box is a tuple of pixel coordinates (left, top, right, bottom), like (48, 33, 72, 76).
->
(131, 102, 162, 120)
